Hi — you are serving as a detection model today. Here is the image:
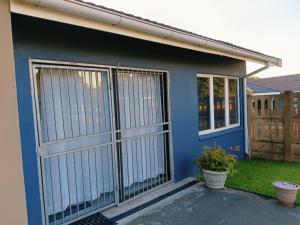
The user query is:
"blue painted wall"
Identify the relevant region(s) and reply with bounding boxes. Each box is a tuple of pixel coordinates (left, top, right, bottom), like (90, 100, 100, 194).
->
(12, 14, 246, 225)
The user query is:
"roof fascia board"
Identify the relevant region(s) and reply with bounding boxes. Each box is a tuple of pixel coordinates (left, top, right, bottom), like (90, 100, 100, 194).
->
(11, 0, 281, 67)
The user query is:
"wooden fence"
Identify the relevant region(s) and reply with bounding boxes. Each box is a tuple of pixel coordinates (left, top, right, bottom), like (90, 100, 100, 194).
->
(248, 91, 300, 162)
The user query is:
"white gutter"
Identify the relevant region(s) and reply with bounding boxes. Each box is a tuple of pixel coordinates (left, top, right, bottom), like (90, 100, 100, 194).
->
(245, 63, 271, 78)
(252, 92, 280, 96)
(22, 0, 282, 67)
(243, 63, 273, 156)
(243, 78, 250, 156)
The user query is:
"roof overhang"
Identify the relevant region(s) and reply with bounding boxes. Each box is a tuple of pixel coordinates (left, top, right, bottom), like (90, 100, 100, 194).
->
(10, 0, 282, 68)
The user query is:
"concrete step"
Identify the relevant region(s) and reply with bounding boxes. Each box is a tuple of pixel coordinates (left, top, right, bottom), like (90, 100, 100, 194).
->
(102, 177, 196, 224)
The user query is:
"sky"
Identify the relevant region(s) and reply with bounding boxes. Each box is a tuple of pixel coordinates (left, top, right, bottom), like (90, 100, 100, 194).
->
(88, 0, 300, 78)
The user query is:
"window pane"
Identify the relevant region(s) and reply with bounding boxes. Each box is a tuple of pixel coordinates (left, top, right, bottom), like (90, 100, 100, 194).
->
(197, 77, 210, 131)
(229, 79, 238, 124)
(213, 77, 225, 128)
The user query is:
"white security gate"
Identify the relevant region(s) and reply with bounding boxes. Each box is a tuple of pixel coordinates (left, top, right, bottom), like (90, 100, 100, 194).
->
(114, 69, 171, 202)
(31, 63, 171, 225)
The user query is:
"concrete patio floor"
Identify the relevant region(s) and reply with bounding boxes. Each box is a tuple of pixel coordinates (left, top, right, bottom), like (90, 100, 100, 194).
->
(121, 183, 300, 225)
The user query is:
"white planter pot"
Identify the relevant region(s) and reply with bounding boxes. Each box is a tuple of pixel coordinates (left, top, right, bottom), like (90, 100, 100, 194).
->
(203, 169, 228, 189)
(273, 181, 300, 208)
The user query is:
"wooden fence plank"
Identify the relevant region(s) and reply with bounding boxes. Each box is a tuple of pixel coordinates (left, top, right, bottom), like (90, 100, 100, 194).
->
(283, 91, 293, 161)
(248, 91, 300, 162)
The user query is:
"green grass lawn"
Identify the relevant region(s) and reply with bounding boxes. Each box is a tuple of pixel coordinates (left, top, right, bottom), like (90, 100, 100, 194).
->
(226, 159, 300, 203)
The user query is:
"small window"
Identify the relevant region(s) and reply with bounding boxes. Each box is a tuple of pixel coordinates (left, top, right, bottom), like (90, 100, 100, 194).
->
(197, 74, 240, 135)
(264, 99, 269, 110)
(293, 97, 298, 109)
(258, 100, 261, 115)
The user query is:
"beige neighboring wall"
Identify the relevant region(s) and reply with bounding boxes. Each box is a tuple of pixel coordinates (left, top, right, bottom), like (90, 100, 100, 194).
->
(0, 0, 28, 224)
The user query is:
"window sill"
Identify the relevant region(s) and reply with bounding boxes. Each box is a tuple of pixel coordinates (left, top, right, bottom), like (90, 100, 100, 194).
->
(198, 126, 244, 141)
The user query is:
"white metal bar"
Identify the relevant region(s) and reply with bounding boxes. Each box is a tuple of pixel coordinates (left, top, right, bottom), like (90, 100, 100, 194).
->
(225, 78, 229, 127)
(87, 71, 95, 134)
(72, 152, 79, 218)
(108, 67, 119, 207)
(57, 156, 65, 223)
(48, 158, 57, 225)
(115, 122, 169, 133)
(73, 70, 81, 138)
(39, 131, 113, 148)
(209, 77, 215, 130)
(42, 141, 114, 158)
(106, 146, 112, 205)
(40, 158, 50, 225)
(115, 130, 170, 143)
(243, 78, 250, 155)
(49, 68, 58, 141)
(87, 149, 93, 212)
(29, 63, 47, 225)
(139, 136, 145, 192)
(66, 69, 74, 138)
(102, 72, 110, 132)
(93, 148, 100, 209)
(79, 151, 87, 212)
(166, 71, 174, 182)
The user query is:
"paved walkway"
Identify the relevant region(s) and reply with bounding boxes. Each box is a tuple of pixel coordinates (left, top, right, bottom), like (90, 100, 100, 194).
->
(125, 183, 300, 225)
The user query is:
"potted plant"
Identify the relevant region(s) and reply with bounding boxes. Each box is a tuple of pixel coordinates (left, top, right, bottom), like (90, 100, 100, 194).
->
(273, 181, 300, 208)
(194, 144, 237, 189)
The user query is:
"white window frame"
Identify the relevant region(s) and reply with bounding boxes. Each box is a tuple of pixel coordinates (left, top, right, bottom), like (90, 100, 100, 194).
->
(197, 74, 240, 135)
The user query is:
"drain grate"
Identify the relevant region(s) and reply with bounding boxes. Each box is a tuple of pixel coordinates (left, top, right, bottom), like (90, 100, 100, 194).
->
(71, 212, 115, 225)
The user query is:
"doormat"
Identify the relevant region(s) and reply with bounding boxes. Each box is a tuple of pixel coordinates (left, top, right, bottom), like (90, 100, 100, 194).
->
(70, 212, 115, 225)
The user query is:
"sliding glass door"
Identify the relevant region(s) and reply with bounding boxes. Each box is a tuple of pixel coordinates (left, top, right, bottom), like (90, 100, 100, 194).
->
(31, 63, 171, 225)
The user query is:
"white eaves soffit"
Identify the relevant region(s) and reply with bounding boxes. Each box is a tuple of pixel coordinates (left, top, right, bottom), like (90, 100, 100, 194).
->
(11, 0, 282, 67)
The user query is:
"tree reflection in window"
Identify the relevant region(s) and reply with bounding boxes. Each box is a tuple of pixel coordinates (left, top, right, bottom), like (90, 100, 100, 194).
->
(229, 79, 238, 124)
(213, 77, 225, 128)
(197, 77, 210, 131)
